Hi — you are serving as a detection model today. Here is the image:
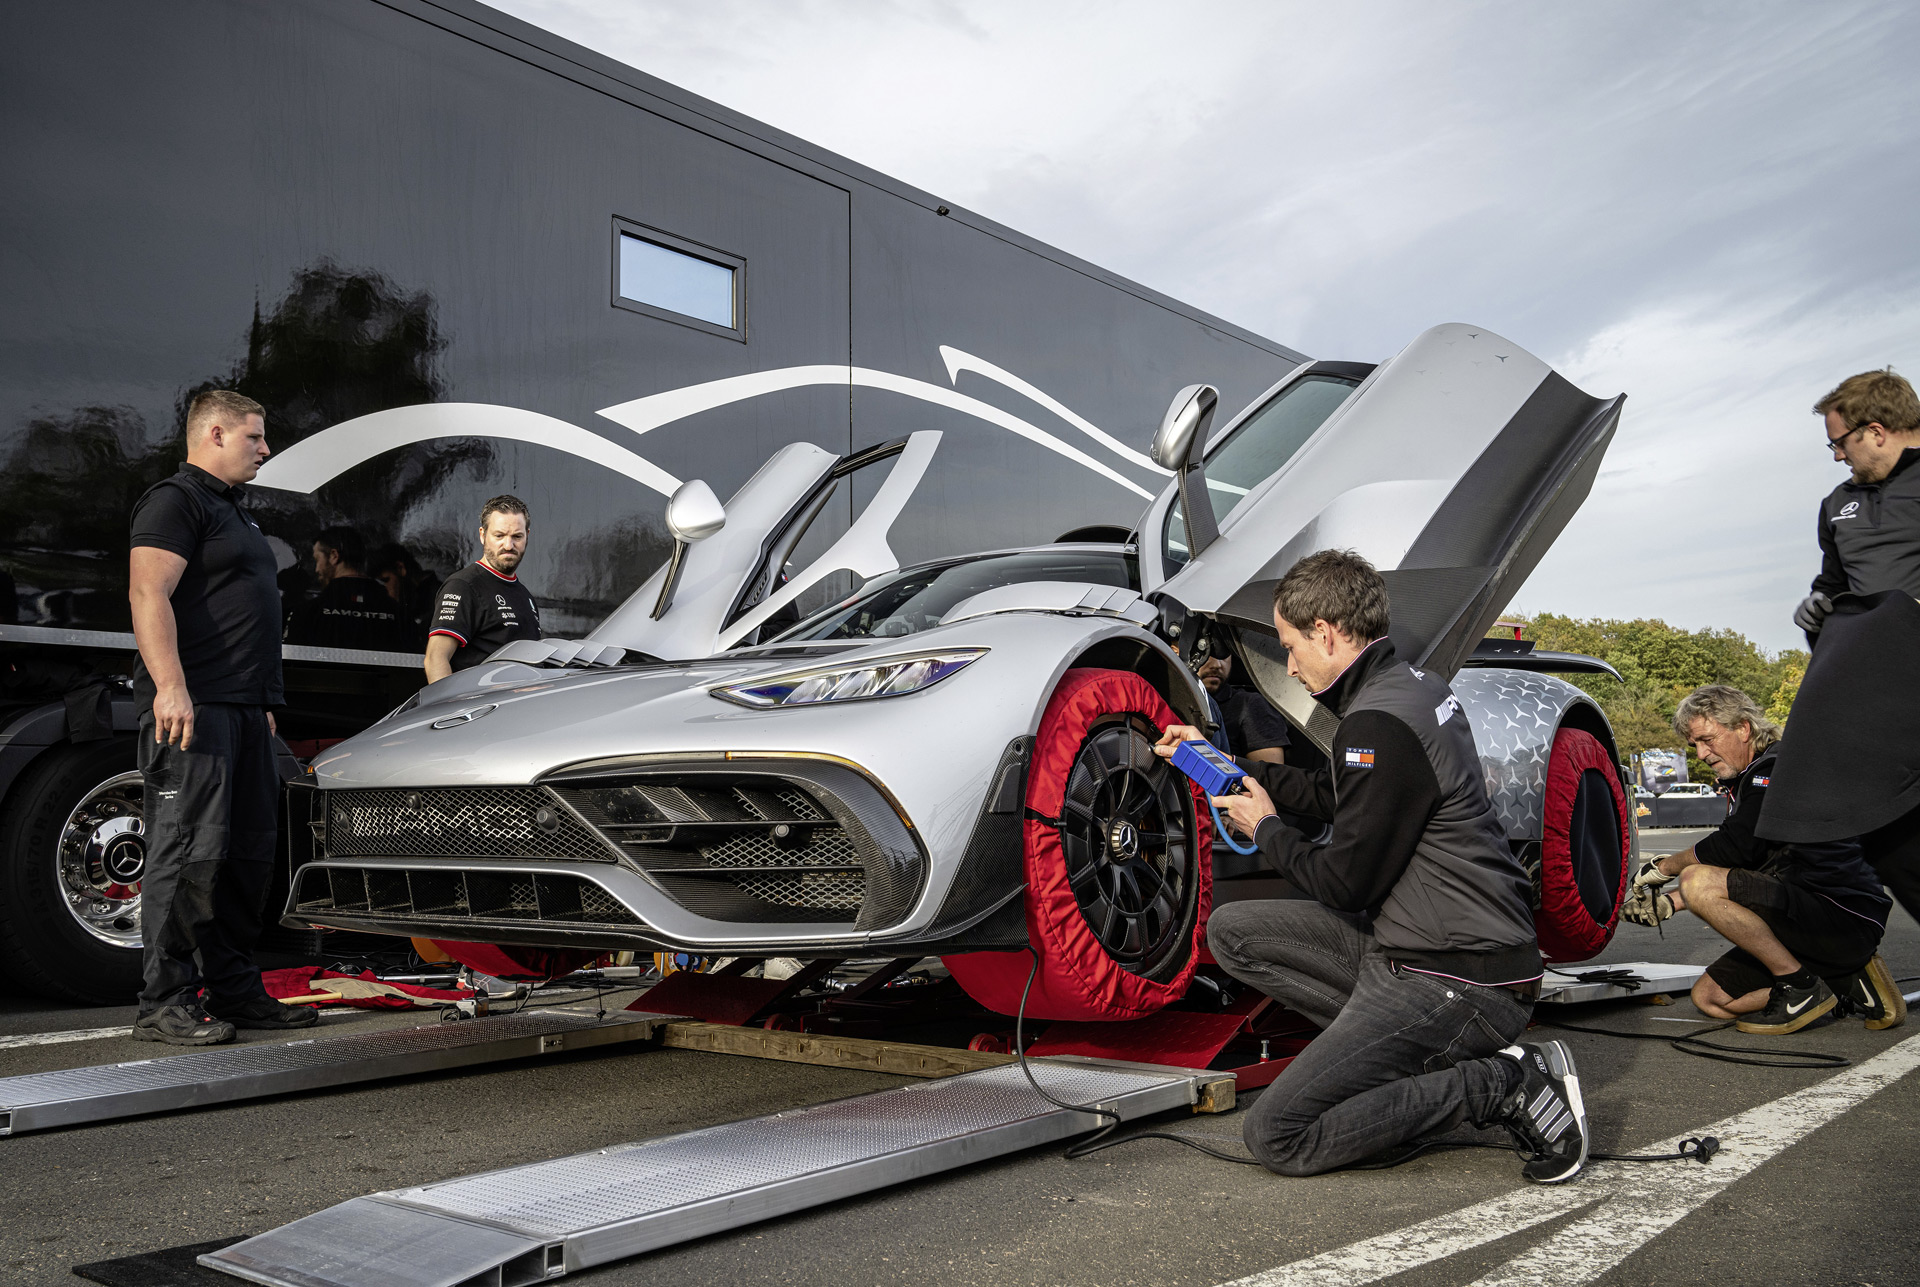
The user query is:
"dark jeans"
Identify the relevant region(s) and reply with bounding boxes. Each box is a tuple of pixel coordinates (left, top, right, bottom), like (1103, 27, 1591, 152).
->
(137, 703, 279, 1014)
(1208, 900, 1530, 1175)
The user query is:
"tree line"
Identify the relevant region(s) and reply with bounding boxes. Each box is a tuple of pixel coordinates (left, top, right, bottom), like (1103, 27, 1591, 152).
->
(1509, 615, 1806, 784)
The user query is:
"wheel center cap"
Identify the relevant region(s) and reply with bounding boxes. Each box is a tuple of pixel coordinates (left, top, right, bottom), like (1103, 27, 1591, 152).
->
(1107, 819, 1139, 861)
(87, 815, 147, 886)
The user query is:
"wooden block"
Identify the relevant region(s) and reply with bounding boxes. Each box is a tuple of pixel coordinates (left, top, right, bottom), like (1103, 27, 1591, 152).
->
(659, 1021, 1016, 1079)
(1192, 1074, 1237, 1115)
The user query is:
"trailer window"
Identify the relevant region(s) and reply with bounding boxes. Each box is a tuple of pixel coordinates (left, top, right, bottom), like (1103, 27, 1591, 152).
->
(614, 223, 742, 335)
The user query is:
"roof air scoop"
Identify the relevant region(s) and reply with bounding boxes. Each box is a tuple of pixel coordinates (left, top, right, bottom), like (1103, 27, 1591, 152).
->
(1151, 383, 1221, 560)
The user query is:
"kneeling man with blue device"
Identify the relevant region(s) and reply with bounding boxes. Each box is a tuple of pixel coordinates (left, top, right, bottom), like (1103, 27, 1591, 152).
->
(1155, 549, 1590, 1182)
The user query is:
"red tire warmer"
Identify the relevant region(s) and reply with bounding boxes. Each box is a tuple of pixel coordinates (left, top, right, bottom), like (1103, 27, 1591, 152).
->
(427, 941, 603, 981)
(944, 669, 1213, 1021)
(1537, 727, 1632, 962)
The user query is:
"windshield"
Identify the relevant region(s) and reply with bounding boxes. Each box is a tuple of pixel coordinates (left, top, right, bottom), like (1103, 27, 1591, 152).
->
(1165, 372, 1360, 566)
(774, 549, 1137, 641)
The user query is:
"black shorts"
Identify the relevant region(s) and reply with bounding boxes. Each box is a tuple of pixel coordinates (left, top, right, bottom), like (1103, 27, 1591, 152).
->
(1704, 868, 1884, 998)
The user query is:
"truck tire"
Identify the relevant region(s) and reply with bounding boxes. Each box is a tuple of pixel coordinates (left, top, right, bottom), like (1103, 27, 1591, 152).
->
(944, 669, 1211, 1021)
(0, 739, 147, 1004)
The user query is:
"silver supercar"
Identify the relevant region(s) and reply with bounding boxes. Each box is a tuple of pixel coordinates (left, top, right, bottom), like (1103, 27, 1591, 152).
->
(288, 324, 1636, 1017)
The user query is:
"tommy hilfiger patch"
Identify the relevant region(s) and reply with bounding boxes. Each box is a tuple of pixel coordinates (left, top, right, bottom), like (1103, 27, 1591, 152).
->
(1753, 776, 1769, 787)
(1344, 747, 1375, 768)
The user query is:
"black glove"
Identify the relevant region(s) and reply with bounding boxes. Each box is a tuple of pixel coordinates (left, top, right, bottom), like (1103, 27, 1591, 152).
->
(1793, 592, 1832, 634)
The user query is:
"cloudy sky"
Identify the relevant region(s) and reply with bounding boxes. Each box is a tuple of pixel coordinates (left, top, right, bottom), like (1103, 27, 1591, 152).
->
(495, 0, 1918, 653)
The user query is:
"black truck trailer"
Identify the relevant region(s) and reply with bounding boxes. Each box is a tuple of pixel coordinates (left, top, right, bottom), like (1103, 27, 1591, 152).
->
(0, 1, 1303, 1002)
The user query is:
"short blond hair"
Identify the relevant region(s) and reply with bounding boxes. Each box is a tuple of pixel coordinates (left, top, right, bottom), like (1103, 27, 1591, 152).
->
(186, 390, 265, 443)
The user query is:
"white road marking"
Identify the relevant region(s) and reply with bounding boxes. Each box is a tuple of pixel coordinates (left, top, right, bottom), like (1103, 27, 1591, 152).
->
(1212, 1030, 1920, 1287)
(0, 1025, 129, 1050)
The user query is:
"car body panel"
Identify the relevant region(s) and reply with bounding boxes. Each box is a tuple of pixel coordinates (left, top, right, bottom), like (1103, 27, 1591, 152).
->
(1146, 324, 1623, 681)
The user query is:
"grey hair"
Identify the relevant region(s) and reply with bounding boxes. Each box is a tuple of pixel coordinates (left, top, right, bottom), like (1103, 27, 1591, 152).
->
(1673, 684, 1781, 755)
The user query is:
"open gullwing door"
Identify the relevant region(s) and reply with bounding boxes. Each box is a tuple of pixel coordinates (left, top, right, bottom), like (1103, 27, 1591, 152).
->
(1146, 323, 1622, 739)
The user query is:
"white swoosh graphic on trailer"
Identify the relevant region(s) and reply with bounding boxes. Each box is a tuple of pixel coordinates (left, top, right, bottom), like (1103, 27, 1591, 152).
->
(252, 403, 684, 497)
(938, 346, 1171, 477)
(596, 364, 1154, 499)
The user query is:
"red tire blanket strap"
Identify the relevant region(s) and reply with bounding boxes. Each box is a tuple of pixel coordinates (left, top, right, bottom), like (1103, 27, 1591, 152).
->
(427, 942, 604, 981)
(1537, 726, 1631, 962)
(944, 668, 1213, 1021)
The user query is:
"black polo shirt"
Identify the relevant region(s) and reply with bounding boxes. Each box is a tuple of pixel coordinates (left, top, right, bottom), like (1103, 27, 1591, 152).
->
(129, 464, 284, 708)
(429, 559, 542, 670)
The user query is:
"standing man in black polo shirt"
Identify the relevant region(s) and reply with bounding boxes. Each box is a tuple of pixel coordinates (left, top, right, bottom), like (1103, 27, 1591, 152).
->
(425, 494, 542, 681)
(128, 390, 318, 1044)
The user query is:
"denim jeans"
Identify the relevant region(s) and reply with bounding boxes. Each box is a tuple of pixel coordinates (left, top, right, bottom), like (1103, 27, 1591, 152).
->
(1208, 899, 1531, 1175)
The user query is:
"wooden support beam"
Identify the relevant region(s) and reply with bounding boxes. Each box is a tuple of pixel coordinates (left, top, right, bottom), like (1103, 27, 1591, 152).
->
(656, 1022, 1241, 1113)
(659, 1021, 1016, 1080)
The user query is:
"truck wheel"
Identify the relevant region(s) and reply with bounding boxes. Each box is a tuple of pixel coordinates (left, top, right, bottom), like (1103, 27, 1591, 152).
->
(944, 668, 1212, 1021)
(0, 739, 147, 1004)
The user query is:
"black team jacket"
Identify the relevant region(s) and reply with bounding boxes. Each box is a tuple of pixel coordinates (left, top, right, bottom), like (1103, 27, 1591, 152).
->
(1809, 445, 1920, 610)
(1243, 637, 1542, 987)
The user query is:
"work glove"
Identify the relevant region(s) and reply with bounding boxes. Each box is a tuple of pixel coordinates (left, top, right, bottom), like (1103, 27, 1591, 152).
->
(1620, 882, 1677, 930)
(1792, 592, 1832, 635)
(1631, 859, 1672, 892)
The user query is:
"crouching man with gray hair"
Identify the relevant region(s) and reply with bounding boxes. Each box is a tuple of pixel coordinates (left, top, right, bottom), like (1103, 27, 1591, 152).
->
(1626, 685, 1903, 1033)
(1156, 550, 1589, 1183)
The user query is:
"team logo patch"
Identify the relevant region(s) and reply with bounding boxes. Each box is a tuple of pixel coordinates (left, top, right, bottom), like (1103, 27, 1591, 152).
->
(1753, 775, 1769, 787)
(1435, 695, 1461, 725)
(1344, 747, 1375, 768)
(1835, 501, 1860, 521)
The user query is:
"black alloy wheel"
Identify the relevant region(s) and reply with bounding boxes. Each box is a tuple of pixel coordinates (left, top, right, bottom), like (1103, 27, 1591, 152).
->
(1056, 713, 1198, 980)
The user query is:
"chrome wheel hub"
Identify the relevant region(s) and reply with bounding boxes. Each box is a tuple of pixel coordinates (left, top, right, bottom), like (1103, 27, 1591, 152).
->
(57, 770, 146, 948)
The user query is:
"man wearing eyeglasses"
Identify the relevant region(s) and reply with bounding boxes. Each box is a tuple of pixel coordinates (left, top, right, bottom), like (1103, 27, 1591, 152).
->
(1795, 368, 1920, 638)
(1771, 368, 1920, 928)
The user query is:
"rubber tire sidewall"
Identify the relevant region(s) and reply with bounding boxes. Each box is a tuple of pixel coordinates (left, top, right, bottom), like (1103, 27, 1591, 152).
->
(944, 668, 1212, 1021)
(0, 738, 146, 1004)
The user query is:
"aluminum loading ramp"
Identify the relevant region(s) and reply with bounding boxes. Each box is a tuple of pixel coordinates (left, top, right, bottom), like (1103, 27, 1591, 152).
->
(202, 1058, 1222, 1287)
(0, 1010, 669, 1136)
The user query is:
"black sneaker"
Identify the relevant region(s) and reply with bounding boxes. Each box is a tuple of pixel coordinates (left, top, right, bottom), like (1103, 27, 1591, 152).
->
(1495, 1041, 1589, 1183)
(131, 1003, 237, 1046)
(1831, 956, 1906, 1031)
(208, 994, 321, 1030)
(1735, 974, 1838, 1034)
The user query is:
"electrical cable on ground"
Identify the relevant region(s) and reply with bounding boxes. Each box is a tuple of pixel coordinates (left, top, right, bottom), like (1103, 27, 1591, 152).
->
(1012, 945, 1266, 1166)
(1541, 1017, 1850, 1069)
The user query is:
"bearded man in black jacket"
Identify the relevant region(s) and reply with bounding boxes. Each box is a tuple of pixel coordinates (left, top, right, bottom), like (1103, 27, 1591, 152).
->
(1156, 550, 1590, 1182)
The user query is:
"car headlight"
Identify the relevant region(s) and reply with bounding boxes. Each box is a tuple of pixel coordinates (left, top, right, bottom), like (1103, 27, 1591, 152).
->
(711, 649, 987, 708)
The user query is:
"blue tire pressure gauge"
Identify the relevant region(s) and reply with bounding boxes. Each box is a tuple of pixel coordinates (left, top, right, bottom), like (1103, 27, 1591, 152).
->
(1169, 740, 1260, 855)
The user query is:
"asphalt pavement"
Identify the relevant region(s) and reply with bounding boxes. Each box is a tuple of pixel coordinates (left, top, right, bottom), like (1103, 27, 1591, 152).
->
(5, 827, 1919, 1286)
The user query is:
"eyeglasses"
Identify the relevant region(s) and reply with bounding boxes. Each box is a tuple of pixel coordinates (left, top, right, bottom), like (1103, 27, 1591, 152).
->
(1826, 423, 1873, 454)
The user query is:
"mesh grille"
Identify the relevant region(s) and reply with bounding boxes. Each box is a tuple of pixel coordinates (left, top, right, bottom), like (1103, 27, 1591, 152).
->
(324, 788, 613, 862)
(734, 869, 864, 910)
(699, 829, 861, 870)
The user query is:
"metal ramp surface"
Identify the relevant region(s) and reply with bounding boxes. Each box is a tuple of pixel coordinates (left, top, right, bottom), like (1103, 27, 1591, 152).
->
(1538, 961, 1706, 1005)
(202, 1057, 1216, 1287)
(0, 1010, 668, 1136)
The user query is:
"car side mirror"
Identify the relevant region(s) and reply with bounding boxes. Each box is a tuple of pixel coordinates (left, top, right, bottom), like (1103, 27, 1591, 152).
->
(665, 479, 726, 543)
(653, 479, 726, 619)
(1153, 384, 1223, 559)
(1151, 384, 1218, 470)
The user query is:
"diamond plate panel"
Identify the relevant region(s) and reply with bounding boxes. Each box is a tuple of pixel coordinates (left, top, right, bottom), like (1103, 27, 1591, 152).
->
(401, 1062, 1179, 1239)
